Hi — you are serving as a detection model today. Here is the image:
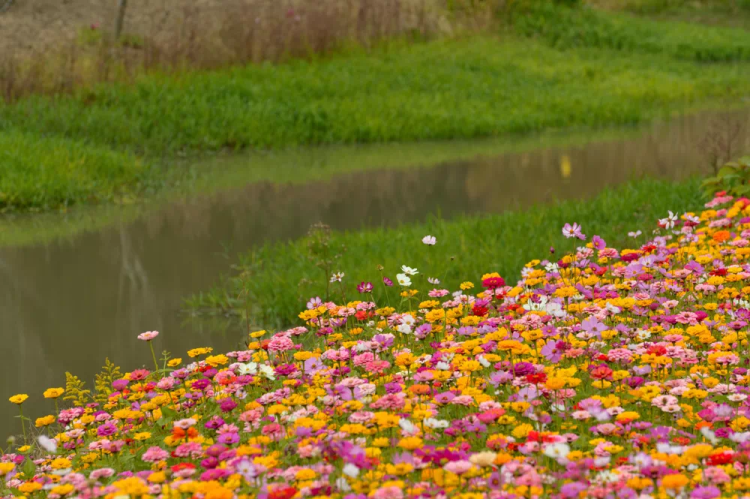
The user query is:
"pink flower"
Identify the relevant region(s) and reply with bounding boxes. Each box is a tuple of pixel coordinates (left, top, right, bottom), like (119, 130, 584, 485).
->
(444, 460, 473, 475)
(142, 446, 169, 463)
(137, 331, 159, 341)
(371, 486, 404, 499)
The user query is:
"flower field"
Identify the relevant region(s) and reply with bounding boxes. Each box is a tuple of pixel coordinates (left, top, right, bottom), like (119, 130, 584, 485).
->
(8, 191, 750, 499)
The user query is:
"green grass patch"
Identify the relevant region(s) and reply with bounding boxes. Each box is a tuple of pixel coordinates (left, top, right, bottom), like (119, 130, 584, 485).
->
(511, 3, 750, 61)
(2, 34, 749, 158)
(186, 176, 704, 329)
(0, 131, 145, 211)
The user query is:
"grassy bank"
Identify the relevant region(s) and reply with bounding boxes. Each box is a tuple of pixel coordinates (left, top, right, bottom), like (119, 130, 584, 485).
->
(186, 176, 704, 329)
(0, 3, 748, 212)
(0, 132, 145, 211)
(510, 2, 750, 61)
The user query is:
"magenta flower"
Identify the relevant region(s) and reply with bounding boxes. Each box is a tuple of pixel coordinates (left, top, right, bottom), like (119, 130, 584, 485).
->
(219, 398, 237, 413)
(357, 281, 373, 293)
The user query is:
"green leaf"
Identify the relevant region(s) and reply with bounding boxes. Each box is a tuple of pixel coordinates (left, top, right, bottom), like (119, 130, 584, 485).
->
(22, 458, 36, 478)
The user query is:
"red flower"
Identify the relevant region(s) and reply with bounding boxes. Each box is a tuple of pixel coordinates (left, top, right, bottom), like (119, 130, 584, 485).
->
(706, 452, 733, 466)
(355, 310, 367, 321)
(472, 305, 488, 317)
(526, 373, 547, 384)
(172, 463, 196, 472)
(647, 345, 667, 356)
(590, 365, 613, 380)
(269, 487, 298, 499)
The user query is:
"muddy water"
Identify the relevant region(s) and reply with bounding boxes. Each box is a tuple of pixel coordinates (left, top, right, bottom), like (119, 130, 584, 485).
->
(1, 109, 748, 433)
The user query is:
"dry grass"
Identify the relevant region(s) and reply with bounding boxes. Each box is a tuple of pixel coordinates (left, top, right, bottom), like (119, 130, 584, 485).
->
(0, 0, 491, 102)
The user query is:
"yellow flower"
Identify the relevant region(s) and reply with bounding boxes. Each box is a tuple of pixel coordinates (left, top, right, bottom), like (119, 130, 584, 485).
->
(133, 432, 152, 441)
(148, 471, 166, 483)
(0, 462, 15, 475)
(512, 423, 534, 439)
(43, 388, 65, 399)
(295, 469, 317, 481)
(397, 437, 424, 450)
(460, 282, 474, 290)
(205, 354, 229, 367)
(187, 347, 213, 358)
(50, 458, 72, 470)
(50, 484, 75, 496)
(9, 394, 28, 404)
(35, 415, 56, 427)
(167, 358, 182, 367)
(18, 482, 42, 493)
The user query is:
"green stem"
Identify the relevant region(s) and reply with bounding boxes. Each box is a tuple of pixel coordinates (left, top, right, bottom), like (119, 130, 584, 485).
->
(18, 405, 27, 446)
(149, 342, 160, 378)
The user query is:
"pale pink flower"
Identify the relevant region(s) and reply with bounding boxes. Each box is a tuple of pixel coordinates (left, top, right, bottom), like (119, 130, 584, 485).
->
(137, 330, 159, 341)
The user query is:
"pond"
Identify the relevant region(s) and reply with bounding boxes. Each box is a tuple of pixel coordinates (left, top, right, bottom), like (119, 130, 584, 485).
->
(1, 108, 748, 432)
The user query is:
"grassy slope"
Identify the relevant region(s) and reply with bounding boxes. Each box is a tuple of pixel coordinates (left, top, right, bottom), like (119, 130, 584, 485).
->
(186, 176, 704, 328)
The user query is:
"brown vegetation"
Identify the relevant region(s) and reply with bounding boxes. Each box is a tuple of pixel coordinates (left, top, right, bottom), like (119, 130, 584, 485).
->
(0, 0, 478, 102)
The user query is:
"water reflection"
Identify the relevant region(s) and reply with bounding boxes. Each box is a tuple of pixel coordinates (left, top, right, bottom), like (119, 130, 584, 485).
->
(1, 109, 748, 432)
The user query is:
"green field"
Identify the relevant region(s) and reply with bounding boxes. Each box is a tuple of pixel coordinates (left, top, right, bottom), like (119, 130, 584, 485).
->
(0, 1, 748, 212)
(186, 176, 704, 328)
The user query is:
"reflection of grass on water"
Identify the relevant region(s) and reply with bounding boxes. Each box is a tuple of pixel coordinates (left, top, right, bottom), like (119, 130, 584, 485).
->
(186, 176, 704, 330)
(0, 118, 683, 248)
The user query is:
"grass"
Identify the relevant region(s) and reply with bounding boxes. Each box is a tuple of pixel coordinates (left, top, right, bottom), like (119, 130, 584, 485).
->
(4, 35, 750, 156)
(185, 175, 704, 329)
(589, 0, 750, 27)
(0, 131, 145, 211)
(511, 2, 750, 62)
(0, 3, 748, 212)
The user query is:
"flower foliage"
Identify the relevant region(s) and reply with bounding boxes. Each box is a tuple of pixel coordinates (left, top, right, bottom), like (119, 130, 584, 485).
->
(8, 192, 750, 498)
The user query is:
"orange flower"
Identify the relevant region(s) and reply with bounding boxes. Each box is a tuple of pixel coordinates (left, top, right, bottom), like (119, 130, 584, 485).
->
(713, 230, 731, 243)
(409, 385, 431, 396)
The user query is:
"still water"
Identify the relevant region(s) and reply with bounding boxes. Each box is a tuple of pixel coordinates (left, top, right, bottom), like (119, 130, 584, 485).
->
(1, 109, 748, 433)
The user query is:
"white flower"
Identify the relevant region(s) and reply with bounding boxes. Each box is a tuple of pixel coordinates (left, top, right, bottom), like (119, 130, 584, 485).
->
(38, 435, 58, 453)
(424, 418, 449, 429)
(401, 265, 419, 276)
(237, 362, 258, 375)
(544, 262, 559, 273)
(330, 272, 345, 283)
(342, 463, 360, 478)
(628, 230, 642, 238)
(605, 302, 621, 314)
(701, 426, 719, 444)
(428, 277, 440, 284)
(435, 361, 450, 370)
(399, 418, 419, 434)
(543, 442, 570, 461)
(635, 329, 651, 341)
(396, 323, 412, 335)
(422, 235, 436, 245)
(478, 356, 490, 368)
(259, 364, 276, 380)
(659, 211, 678, 230)
(546, 302, 566, 318)
(523, 295, 548, 312)
(396, 273, 412, 287)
